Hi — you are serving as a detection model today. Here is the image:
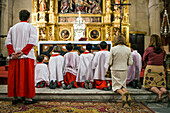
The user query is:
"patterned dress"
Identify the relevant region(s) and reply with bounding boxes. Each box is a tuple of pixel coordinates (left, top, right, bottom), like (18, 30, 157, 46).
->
(143, 47, 166, 89)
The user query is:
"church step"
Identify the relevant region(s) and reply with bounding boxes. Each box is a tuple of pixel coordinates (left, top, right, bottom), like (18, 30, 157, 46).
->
(0, 85, 169, 102)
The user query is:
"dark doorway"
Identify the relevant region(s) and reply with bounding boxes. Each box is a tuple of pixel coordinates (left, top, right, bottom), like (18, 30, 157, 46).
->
(129, 34, 145, 57)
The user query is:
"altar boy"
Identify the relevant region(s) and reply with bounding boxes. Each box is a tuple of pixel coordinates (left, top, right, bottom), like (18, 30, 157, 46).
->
(35, 55, 49, 88)
(48, 46, 65, 89)
(92, 41, 111, 90)
(76, 44, 94, 89)
(63, 43, 79, 89)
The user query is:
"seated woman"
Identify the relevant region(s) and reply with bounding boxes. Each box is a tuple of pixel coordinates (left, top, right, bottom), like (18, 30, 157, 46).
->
(143, 34, 169, 102)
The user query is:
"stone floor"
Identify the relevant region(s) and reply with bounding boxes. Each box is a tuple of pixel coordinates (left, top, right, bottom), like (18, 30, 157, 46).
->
(0, 85, 169, 103)
(143, 102, 170, 113)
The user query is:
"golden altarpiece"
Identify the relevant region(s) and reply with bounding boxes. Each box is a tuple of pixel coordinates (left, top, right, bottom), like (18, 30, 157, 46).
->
(31, 0, 130, 61)
(31, 0, 130, 42)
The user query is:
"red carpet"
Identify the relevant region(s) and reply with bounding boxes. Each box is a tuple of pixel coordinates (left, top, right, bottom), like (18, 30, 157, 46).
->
(0, 66, 8, 84)
(0, 101, 154, 113)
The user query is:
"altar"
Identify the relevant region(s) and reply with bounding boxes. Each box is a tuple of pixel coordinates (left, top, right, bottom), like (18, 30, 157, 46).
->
(38, 41, 112, 62)
(31, 0, 130, 42)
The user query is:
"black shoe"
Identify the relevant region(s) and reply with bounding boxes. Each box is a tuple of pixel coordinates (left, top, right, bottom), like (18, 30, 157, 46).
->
(136, 80, 141, 89)
(84, 80, 89, 89)
(88, 82, 93, 89)
(39, 81, 46, 88)
(21, 97, 25, 101)
(62, 83, 67, 89)
(52, 80, 58, 89)
(67, 81, 74, 89)
(103, 87, 108, 91)
(107, 81, 112, 90)
(49, 80, 54, 89)
(132, 80, 137, 88)
(12, 99, 22, 105)
(36, 82, 41, 88)
(24, 99, 37, 105)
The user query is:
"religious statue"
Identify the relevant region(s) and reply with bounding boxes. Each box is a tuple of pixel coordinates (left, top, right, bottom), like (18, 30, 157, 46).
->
(77, 0, 85, 12)
(40, 28, 46, 39)
(88, 0, 96, 13)
(60, 0, 70, 13)
(92, 1, 102, 14)
(39, 0, 46, 11)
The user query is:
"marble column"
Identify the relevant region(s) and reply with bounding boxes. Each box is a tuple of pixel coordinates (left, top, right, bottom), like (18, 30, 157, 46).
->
(148, 0, 162, 35)
(0, 0, 7, 34)
(0, 0, 7, 56)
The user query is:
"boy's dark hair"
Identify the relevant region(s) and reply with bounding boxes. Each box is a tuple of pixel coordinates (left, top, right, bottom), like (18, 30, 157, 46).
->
(131, 44, 137, 50)
(100, 41, 107, 49)
(37, 55, 44, 62)
(19, 10, 30, 21)
(66, 43, 73, 51)
(86, 44, 92, 51)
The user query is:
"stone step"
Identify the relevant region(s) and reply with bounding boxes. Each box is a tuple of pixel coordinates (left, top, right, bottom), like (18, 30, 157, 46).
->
(0, 85, 169, 102)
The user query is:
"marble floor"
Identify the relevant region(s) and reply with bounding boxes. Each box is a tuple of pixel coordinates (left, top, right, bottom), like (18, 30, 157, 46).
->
(0, 85, 153, 94)
(0, 85, 169, 103)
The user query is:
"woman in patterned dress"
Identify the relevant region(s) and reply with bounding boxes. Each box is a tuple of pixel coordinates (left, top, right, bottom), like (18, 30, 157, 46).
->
(143, 34, 169, 102)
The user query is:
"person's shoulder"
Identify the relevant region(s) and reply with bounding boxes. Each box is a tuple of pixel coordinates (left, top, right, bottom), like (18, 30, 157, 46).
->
(58, 55, 64, 59)
(28, 23, 36, 29)
(145, 47, 154, 52)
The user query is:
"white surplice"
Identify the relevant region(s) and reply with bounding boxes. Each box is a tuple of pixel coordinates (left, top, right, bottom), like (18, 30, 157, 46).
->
(76, 53, 94, 82)
(63, 52, 79, 76)
(5, 22, 38, 60)
(133, 50, 142, 79)
(92, 51, 110, 80)
(48, 54, 64, 82)
(35, 63, 49, 86)
(127, 50, 142, 84)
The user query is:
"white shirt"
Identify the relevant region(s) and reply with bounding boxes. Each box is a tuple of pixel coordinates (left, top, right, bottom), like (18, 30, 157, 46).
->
(63, 52, 79, 76)
(92, 51, 110, 80)
(49, 53, 64, 82)
(35, 63, 49, 86)
(76, 53, 94, 82)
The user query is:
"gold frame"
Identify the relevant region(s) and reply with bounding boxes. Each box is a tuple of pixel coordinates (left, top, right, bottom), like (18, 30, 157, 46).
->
(89, 28, 101, 40)
(59, 28, 71, 40)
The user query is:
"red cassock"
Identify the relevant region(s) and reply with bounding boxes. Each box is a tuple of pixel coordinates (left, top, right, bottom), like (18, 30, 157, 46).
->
(94, 80, 112, 90)
(64, 72, 79, 88)
(7, 44, 35, 98)
(63, 52, 79, 88)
